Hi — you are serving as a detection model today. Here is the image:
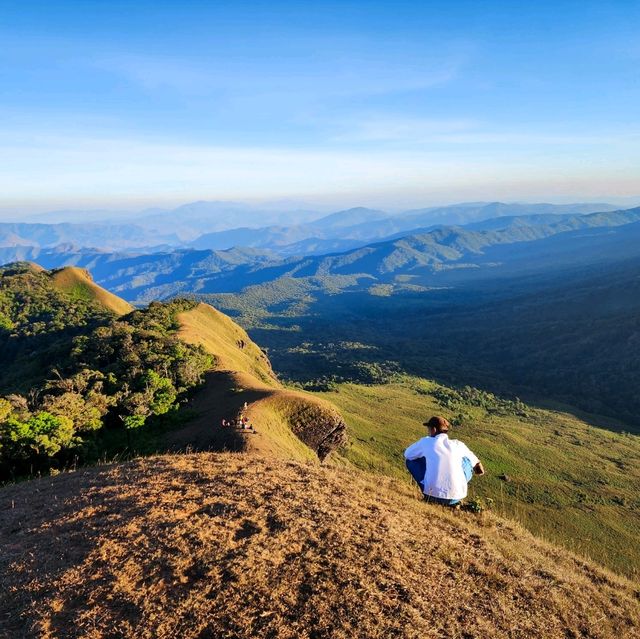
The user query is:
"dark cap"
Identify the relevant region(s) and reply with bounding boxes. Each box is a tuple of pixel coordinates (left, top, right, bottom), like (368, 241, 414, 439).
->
(423, 416, 450, 432)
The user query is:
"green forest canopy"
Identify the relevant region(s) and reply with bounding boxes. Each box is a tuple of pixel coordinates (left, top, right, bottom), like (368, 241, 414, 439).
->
(0, 264, 212, 478)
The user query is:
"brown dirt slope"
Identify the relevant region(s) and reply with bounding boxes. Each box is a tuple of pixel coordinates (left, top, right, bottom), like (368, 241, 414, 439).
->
(1, 453, 638, 639)
(22, 261, 46, 273)
(170, 304, 346, 460)
(50, 266, 134, 316)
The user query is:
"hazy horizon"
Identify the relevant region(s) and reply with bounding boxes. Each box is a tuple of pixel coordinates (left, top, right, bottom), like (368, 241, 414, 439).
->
(3, 194, 640, 224)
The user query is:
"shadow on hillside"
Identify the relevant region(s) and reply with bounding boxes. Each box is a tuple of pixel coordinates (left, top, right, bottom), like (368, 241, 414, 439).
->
(165, 371, 273, 453)
(245, 286, 639, 435)
(0, 464, 156, 635)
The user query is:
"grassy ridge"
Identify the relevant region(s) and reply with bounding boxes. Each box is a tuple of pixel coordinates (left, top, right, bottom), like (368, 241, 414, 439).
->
(50, 266, 134, 316)
(169, 303, 347, 461)
(315, 377, 640, 578)
(176, 302, 277, 385)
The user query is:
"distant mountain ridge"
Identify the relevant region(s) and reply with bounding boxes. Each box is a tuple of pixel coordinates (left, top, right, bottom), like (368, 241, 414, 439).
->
(4, 205, 637, 304)
(1, 201, 620, 256)
(294, 206, 640, 281)
(0, 221, 181, 251)
(187, 202, 619, 254)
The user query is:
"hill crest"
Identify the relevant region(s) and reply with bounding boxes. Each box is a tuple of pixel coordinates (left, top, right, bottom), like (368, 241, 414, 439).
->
(1, 453, 637, 639)
(49, 265, 134, 315)
(171, 302, 347, 461)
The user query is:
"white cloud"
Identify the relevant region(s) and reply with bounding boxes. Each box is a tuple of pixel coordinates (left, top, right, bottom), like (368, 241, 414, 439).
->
(332, 117, 478, 142)
(94, 54, 213, 92)
(0, 131, 443, 199)
(90, 43, 463, 100)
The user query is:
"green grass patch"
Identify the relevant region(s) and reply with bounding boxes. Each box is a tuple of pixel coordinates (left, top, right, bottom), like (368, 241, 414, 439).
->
(314, 376, 640, 578)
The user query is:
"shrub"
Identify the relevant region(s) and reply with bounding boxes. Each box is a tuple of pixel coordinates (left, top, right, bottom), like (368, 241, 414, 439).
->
(1, 411, 75, 461)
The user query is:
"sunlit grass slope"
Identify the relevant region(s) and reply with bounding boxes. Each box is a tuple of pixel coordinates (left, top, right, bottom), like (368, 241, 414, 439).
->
(170, 303, 347, 461)
(50, 266, 134, 316)
(1, 453, 638, 639)
(177, 302, 277, 385)
(316, 377, 640, 578)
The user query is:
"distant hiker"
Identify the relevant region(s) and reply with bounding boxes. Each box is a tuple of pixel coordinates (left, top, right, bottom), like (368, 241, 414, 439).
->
(243, 401, 248, 410)
(404, 416, 485, 506)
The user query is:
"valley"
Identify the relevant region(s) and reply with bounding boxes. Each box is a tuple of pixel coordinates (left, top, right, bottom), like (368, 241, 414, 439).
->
(214, 254, 640, 430)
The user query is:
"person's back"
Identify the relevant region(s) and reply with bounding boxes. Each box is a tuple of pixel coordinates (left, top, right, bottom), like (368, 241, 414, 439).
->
(404, 416, 484, 505)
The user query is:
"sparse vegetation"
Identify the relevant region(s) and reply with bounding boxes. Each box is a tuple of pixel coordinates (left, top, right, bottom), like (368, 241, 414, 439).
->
(431, 384, 530, 418)
(1, 453, 638, 639)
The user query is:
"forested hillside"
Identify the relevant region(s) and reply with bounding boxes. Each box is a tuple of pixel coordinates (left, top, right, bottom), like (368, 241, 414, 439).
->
(0, 263, 213, 479)
(0, 263, 347, 480)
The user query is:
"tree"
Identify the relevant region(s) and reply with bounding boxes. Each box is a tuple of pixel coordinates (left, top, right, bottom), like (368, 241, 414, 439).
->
(144, 370, 177, 416)
(123, 415, 146, 430)
(41, 392, 105, 432)
(0, 289, 213, 477)
(0, 411, 75, 462)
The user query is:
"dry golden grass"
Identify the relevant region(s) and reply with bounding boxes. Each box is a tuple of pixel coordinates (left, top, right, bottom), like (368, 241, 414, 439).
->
(1, 453, 638, 639)
(23, 262, 46, 273)
(4, 296, 635, 637)
(172, 304, 347, 461)
(167, 369, 345, 463)
(165, 370, 316, 461)
(49, 267, 134, 316)
(177, 303, 277, 386)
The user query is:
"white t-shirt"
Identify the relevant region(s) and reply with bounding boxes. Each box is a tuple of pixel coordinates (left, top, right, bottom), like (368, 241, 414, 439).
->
(404, 433, 479, 500)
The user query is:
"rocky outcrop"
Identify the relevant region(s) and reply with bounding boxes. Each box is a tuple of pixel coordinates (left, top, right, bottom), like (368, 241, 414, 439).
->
(285, 399, 348, 460)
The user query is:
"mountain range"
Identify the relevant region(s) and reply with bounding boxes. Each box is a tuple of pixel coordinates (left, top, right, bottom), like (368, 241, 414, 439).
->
(3, 203, 640, 432)
(3, 205, 638, 304)
(1, 200, 620, 257)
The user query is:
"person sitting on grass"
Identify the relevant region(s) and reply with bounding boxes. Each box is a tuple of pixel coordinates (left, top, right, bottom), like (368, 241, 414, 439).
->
(404, 416, 485, 506)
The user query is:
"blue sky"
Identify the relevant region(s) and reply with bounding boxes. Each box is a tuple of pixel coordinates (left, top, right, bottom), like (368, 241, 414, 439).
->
(1, 0, 639, 213)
